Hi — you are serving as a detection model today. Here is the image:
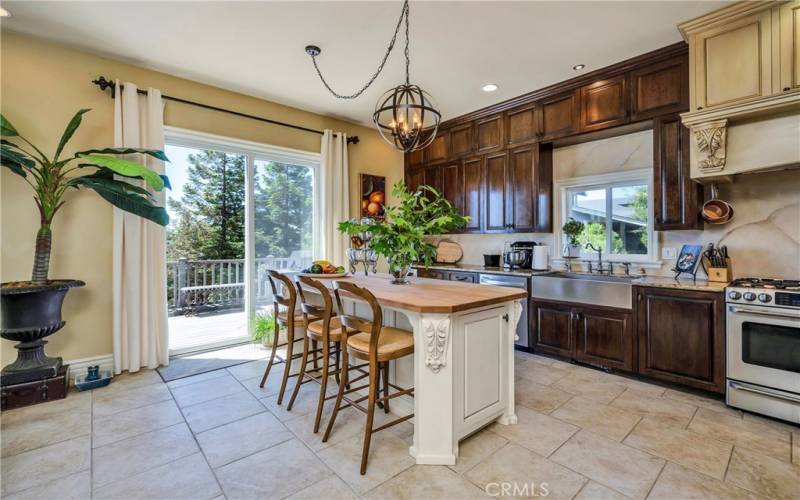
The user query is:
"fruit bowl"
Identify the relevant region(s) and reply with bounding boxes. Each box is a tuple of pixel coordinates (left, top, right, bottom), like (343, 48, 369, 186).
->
(299, 260, 348, 278)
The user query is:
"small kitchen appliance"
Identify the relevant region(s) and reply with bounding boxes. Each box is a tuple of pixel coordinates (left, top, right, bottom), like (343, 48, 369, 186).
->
(725, 277, 800, 423)
(503, 241, 537, 269)
(532, 246, 549, 271)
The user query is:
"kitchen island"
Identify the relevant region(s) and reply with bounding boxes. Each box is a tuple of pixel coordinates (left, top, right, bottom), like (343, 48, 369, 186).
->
(310, 274, 526, 465)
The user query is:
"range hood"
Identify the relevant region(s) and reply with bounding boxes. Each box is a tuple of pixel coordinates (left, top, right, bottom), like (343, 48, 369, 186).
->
(678, 1, 800, 182)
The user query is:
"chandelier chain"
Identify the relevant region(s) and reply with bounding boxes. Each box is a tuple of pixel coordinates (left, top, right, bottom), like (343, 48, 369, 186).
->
(310, 0, 410, 100)
(404, 0, 410, 85)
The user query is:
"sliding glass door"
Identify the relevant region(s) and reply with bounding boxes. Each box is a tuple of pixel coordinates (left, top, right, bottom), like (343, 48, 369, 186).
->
(164, 129, 319, 354)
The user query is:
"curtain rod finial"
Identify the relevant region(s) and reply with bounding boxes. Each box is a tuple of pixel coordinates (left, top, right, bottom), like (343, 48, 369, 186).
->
(347, 136, 360, 145)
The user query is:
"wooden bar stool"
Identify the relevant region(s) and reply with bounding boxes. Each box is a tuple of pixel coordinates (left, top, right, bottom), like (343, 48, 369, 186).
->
(323, 280, 415, 475)
(259, 270, 323, 405)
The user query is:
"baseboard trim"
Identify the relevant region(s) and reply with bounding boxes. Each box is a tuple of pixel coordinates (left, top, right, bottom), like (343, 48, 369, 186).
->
(65, 354, 114, 384)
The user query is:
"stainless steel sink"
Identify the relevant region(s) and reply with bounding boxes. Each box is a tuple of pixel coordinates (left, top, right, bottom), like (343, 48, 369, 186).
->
(531, 272, 633, 309)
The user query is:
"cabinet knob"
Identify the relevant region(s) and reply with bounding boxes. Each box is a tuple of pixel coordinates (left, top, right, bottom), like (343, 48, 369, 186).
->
(784, 87, 792, 92)
(697, 106, 703, 110)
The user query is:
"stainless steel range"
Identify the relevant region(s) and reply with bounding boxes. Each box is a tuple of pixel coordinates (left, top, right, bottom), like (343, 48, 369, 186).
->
(726, 278, 800, 424)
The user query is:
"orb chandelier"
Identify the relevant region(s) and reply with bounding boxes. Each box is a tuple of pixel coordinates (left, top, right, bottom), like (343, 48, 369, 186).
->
(305, 0, 441, 153)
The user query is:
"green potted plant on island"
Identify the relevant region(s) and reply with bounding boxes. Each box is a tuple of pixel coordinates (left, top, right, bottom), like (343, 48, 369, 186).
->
(562, 217, 585, 258)
(338, 181, 468, 284)
(0, 109, 170, 385)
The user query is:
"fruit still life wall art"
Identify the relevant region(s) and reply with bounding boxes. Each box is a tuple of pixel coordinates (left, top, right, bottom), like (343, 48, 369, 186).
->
(360, 174, 386, 220)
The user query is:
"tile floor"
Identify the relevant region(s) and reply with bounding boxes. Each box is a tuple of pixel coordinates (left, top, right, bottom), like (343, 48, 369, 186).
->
(2, 350, 798, 500)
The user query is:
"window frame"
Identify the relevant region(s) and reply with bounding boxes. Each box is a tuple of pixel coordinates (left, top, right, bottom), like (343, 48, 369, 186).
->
(164, 126, 321, 334)
(554, 168, 659, 265)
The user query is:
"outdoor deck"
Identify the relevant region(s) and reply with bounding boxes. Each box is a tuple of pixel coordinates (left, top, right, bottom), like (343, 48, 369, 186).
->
(168, 309, 249, 352)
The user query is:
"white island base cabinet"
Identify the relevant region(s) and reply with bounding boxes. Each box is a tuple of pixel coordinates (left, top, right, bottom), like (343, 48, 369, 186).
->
(341, 299, 521, 466)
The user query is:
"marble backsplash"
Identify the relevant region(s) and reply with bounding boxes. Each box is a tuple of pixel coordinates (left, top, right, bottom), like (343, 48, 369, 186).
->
(431, 131, 800, 279)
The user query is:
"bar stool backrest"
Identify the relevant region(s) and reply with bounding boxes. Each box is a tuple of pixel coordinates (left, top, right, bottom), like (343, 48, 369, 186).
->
(333, 281, 383, 352)
(296, 276, 332, 327)
(267, 269, 296, 317)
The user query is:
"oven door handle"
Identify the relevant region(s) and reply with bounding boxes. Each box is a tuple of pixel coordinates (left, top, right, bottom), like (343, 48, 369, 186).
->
(728, 305, 800, 319)
(729, 381, 800, 404)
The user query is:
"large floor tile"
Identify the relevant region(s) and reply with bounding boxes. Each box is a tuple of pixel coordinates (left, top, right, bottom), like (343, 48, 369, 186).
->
(448, 429, 508, 475)
(92, 381, 172, 418)
(170, 373, 245, 408)
(196, 411, 293, 467)
(689, 407, 792, 462)
(1, 392, 91, 457)
(316, 431, 415, 494)
(226, 359, 269, 381)
(102, 369, 164, 391)
(649, 462, 761, 500)
(623, 417, 732, 480)
(239, 373, 285, 399)
(603, 375, 666, 398)
(3, 470, 91, 500)
(92, 399, 184, 447)
(92, 423, 198, 489)
(93, 453, 221, 500)
(466, 443, 587, 500)
(284, 405, 365, 452)
(1, 436, 91, 496)
(725, 446, 800, 500)
(368, 465, 488, 499)
(515, 358, 570, 386)
(183, 391, 266, 433)
(489, 405, 578, 456)
(663, 388, 743, 418)
(216, 439, 331, 499)
(573, 480, 630, 500)
(261, 379, 334, 422)
(286, 475, 358, 500)
(551, 397, 640, 441)
(610, 389, 696, 429)
(550, 430, 664, 499)
(515, 377, 573, 414)
(166, 368, 229, 389)
(552, 373, 627, 404)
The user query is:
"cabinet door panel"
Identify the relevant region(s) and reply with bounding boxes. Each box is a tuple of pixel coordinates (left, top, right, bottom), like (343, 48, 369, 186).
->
(425, 132, 449, 165)
(475, 114, 505, 153)
(463, 157, 483, 232)
(637, 287, 725, 393)
(540, 91, 579, 140)
(423, 165, 441, 193)
(780, 0, 800, 92)
(508, 146, 535, 232)
(417, 269, 447, 280)
(575, 307, 634, 371)
(407, 148, 424, 168)
(450, 124, 473, 157)
(580, 75, 629, 132)
(630, 56, 688, 121)
(653, 115, 701, 230)
(484, 153, 508, 231)
(448, 271, 476, 283)
(532, 301, 574, 357)
(440, 162, 463, 214)
(506, 104, 538, 146)
(407, 168, 424, 194)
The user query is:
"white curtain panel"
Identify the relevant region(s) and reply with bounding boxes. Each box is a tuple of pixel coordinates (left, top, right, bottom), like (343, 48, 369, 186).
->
(112, 81, 169, 373)
(319, 130, 350, 265)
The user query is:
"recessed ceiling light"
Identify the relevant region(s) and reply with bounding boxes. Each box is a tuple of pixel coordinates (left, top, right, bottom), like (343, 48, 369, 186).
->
(0, 7, 10, 17)
(482, 83, 498, 93)
(572, 64, 586, 71)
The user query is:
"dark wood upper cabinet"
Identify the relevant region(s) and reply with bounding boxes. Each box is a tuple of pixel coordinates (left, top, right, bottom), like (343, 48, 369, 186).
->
(575, 306, 635, 372)
(449, 123, 473, 158)
(507, 147, 536, 232)
(440, 162, 463, 213)
(539, 90, 580, 140)
(484, 152, 508, 231)
(406, 168, 424, 193)
(636, 286, 725, 394)
(474, 113, 505, 153)
(422, 165, 441, 193)
(462, 156, 483, 232)
(505, 104, 538, 146)
(407, 147, 424, 168)
(630, 56, 688, 121)
(653, 114, 702, 230)
(424, 132, 449, 165)
(579, 75, 629, 132)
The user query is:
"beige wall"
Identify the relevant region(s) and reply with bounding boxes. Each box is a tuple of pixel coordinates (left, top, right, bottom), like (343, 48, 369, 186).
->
(0, 32, 403, 365)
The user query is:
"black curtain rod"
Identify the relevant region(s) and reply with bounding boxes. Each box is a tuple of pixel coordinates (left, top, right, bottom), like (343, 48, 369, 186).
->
(91, 76, 359, 145)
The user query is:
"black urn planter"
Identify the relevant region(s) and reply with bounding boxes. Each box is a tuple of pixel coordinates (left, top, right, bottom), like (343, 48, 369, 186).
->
(1, 280, 85, 386)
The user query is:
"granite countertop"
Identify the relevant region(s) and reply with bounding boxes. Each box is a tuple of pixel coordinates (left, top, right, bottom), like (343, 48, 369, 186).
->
(631, 276, 729, 292)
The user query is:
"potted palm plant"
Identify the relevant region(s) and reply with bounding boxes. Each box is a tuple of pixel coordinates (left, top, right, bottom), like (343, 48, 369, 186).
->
(0, 109, 170, 385)
(339, 181, 468, 284)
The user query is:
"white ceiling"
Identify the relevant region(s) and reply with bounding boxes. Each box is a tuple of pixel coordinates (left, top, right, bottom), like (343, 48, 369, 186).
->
(4, 1, 727, 126)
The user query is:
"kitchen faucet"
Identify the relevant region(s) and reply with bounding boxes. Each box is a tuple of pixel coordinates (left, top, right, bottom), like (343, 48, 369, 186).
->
(585, 243, 604, 274)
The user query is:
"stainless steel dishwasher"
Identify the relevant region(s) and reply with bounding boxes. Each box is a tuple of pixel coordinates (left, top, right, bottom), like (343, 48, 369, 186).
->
(479, 273, 530, 348)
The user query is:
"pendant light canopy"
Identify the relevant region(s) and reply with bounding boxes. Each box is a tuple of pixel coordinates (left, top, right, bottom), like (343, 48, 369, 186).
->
(305, 0, 440, 153)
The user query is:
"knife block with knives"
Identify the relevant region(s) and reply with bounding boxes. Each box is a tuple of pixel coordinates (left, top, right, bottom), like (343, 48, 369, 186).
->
(704, 243, 732, 283)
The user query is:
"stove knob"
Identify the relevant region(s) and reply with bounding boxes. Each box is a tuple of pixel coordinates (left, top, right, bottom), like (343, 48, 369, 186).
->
(758, 293, 772, 303)
(728, 291, 741, 300)
(743, 292, 757, 301)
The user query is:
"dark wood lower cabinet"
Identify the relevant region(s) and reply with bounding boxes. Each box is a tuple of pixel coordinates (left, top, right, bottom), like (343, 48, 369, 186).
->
(635, 286, 725, 393)
(532, 300, 575, 358)
(416, 269, 447, 280)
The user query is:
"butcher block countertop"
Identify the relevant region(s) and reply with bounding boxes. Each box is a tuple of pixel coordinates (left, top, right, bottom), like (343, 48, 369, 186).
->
(310, 273, 527, 313)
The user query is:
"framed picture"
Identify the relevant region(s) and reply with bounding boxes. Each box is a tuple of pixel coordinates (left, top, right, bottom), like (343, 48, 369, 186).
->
(675, 244, 703, 274)
(360, 174, 386, 220)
